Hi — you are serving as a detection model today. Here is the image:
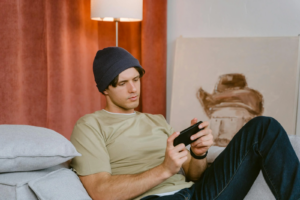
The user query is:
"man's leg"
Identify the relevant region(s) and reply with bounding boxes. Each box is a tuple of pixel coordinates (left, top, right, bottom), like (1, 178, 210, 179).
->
(144, 116, 300, 200)
(189, 116, 300, 200)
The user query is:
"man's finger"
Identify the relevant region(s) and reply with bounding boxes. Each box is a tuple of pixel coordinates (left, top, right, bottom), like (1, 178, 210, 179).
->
(174, 143, 186, 152)
(191, 133, 212, 145)
(176, 149, 188, 159)
(179, 155, 188, 164)
(190, 128, 211, 141)
(167, 132, 180, 148)
(191, 135, 214, 147)
(190, 118, 198, 126)
(199, 121, 209, 129)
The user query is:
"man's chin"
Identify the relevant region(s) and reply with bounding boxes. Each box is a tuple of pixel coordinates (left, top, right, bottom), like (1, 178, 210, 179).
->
(130, 101, 140, 109)
(125, 100, 139, 109)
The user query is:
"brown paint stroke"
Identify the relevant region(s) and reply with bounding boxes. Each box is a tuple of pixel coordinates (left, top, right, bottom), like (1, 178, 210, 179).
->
(197, 74, 264, 118)
(196, 73, 264, 147)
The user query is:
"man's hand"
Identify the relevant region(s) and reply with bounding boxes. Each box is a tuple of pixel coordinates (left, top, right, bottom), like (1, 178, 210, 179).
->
(161, 132, 189, 176)
(190, 118, 214, 156)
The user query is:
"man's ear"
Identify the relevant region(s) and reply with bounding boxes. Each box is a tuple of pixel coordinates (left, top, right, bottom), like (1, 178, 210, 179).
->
(103, 89, 108, 95)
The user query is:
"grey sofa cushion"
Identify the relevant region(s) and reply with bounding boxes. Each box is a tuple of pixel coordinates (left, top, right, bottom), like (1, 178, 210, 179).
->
(0, 164, 67, 200)
(0, 125, 81, 173)
(28, 168, 92, 200)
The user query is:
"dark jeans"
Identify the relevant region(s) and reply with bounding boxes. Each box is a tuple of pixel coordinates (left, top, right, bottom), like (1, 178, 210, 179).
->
(141, 116, 300, 200)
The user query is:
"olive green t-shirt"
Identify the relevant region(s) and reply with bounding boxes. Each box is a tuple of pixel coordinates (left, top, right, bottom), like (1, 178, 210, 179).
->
(70, 109, 194, 199)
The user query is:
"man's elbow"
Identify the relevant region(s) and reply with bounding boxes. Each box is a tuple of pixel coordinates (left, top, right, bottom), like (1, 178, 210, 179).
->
(79, 172, 112, 200)
(88, 188, 107, 200)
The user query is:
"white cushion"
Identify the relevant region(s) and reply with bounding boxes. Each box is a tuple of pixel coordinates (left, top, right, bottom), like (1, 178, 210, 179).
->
(0, 125, 81, 172)
(28, 168, 92, 200)
(0, 164, 67, 200)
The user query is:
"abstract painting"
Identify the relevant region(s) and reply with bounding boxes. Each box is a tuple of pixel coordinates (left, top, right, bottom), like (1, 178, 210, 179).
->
(170, 36, 300, 146)
(197, 73, 264, 146)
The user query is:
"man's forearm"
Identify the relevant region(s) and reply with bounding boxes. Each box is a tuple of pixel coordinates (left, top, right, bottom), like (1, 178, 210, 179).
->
(186, 156, 208, 182)
(94, 164, 171, 200)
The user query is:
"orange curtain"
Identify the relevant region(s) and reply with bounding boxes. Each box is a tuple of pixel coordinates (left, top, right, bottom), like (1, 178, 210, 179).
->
(45, 0, 100, 140)
(0, 0, 167, 139)
(141, 0, 167, 116)
(1, 0, 49, 127)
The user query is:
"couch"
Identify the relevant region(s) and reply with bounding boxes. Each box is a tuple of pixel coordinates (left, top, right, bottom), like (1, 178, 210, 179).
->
(0, 125, 299, 200)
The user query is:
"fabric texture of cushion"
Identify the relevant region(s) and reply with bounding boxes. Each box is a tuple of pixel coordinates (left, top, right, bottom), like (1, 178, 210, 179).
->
(0, 125, 81, 173)
(0, 164, 67, 200)
(28, 168, 92, 200)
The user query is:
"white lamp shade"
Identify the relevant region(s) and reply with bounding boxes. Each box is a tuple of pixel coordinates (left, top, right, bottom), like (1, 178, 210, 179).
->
(91, 0, 143, 21)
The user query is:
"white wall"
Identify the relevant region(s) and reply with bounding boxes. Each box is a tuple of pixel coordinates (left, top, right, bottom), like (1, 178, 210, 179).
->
(167, 0, 300, 135)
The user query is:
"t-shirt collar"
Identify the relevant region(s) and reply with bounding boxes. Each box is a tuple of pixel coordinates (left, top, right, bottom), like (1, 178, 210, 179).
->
(102, 109, 136, 115)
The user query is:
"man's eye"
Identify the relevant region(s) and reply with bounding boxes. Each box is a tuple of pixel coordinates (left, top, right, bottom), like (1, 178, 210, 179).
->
(134, 78, 139, 82)
(119, 83, 125, 86)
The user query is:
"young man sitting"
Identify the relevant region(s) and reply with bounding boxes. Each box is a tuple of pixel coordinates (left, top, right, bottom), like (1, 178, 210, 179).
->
(70, 47, 300, 200)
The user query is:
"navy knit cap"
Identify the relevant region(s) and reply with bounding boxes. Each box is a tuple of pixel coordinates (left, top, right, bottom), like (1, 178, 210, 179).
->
(93, 47, 144, 93)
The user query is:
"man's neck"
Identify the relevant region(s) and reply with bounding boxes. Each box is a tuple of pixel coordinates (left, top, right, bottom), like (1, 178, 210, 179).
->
(103, 109, 136, 115)
(104, 106, 135, 114)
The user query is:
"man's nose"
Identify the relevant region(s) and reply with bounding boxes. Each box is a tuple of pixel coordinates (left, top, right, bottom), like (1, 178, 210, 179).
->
(128, 81, 137, 92)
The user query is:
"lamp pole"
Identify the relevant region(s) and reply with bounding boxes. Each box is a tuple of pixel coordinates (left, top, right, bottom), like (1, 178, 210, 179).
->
(115, 19, 119, 47)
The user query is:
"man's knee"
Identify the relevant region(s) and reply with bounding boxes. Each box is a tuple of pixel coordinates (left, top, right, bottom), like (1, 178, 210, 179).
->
(247, 116, 284, 134)
(249, 116, 273, 124)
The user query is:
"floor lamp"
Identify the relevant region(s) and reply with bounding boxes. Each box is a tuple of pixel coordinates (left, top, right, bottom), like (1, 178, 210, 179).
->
(91, 0, 143, 47)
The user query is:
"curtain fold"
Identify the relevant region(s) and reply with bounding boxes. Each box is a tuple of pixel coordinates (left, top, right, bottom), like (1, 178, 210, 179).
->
(141, 0, 167, 117)
(0, 0, 48, 126)
(45, 0, 100, 139)
(0, 0, 167, 139)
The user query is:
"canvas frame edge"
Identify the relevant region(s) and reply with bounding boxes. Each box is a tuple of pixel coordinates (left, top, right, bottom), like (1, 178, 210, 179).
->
(295, 35, 300, 136)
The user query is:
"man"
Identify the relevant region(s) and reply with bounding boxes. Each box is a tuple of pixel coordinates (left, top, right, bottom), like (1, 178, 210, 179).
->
(70, 47, 300, 200)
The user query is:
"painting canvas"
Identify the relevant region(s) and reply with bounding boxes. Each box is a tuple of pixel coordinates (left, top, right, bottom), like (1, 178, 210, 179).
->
(170, 36, 300, 147)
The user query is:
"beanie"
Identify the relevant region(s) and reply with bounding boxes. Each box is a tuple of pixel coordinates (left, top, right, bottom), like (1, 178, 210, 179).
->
(93, 47, 144, 93)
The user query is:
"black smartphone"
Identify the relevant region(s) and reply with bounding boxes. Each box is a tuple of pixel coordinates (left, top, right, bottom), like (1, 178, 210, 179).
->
(173, 121, 204, 146)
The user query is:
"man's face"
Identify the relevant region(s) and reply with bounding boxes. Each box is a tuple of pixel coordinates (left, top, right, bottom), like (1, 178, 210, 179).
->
(104, 67, 141, 112)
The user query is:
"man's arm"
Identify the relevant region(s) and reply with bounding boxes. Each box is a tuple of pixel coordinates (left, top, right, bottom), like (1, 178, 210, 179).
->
(80, 165, 169, 200)
(182, 152, 208, 182)
(80, 132, 188, 200)
(182, 120, 214, 182)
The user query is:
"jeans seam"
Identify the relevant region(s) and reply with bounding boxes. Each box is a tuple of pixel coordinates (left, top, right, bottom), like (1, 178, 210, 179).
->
(177, 190, 191, 200)
(258, 150, 280, 200)
(213, 141, 258, 200)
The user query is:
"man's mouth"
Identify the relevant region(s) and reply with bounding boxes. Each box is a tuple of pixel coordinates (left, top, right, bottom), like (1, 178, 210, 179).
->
(129, 95, 138, 101)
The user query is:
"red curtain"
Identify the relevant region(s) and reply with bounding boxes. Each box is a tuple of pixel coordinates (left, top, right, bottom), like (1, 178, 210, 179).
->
(0, 0, 167, 139)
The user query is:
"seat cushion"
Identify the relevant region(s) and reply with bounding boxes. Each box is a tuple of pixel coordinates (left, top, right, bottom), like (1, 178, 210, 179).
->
(0, 164, 67, 200)
(28, 168, 92, 200)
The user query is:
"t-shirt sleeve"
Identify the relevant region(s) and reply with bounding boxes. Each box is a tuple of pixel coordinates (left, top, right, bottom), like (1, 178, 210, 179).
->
(70, 121, 111, 176)
(157, 114, 176, 137)
(156, 115, 190, 150)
